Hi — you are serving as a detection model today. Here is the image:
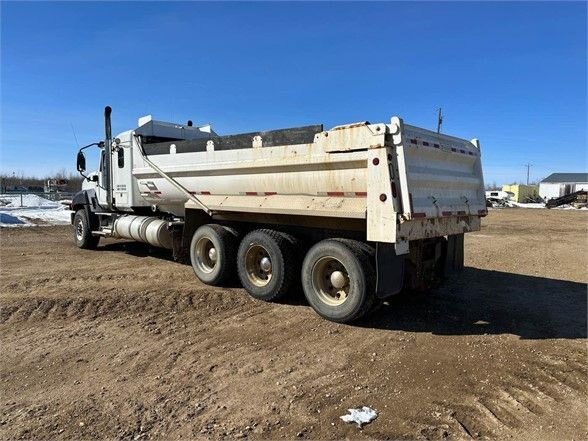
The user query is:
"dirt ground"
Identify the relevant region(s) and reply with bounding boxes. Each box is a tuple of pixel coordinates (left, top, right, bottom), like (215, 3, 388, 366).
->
(1, 209, 587, 441)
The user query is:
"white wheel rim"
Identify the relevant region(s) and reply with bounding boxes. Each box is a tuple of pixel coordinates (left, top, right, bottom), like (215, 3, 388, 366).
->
(195, 236, 217, 273)
(311, 256, 350, 306)
(75, 218, 84, 240)
(245, 244, 272, 287)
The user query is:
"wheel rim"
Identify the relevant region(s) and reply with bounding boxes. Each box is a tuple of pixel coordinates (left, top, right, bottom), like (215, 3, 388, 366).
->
(75, 218, 84, 241)
(311, 256, 350, 306)
(195, 236, 217, 274)
(245, 244, 272, 287)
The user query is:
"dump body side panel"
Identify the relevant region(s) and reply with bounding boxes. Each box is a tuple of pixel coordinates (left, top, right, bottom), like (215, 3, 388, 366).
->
(133, 142, 370, 218)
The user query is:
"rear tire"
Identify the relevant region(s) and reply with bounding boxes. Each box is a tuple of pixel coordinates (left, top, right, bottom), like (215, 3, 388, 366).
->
(301, 239, 375, 323)
(190, 224, 238, 285)
(237, 229, 296, 302)
(73, 209, 99, 249)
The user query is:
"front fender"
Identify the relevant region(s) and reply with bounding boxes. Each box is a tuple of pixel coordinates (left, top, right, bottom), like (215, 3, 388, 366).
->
(71, 190, 90, 212)
(70, 189, 100, 223)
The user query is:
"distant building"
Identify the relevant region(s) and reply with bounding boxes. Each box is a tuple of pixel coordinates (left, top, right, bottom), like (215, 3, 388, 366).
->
(539, 173, 588, 201)
(44, 179, 68, 193)
(501, 184, 539, 203)
(485, 190, 512, 201)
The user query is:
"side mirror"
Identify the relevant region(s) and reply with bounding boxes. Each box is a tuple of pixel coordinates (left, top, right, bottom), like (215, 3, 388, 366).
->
(91, 175, 99, 182)
(76, 151, 86, 172)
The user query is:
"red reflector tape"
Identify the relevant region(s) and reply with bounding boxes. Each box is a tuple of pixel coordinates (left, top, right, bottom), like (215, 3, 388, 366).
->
(410, 139, 417, 144)
(245, 192, 257, 196)
(422, 141, 429, 146)
(327, 191, 344, 197)
(264, 192, 277, 196)
(442, 211, 453, 216)
(355, 192, 367, 197)
(412, 212, 426, 218)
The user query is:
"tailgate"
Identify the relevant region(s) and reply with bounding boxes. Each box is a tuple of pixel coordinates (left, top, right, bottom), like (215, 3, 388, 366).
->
(393, 121, 486, 220)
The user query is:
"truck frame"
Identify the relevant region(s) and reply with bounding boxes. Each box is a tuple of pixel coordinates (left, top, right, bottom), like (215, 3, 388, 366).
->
(71, 106, 486, 323)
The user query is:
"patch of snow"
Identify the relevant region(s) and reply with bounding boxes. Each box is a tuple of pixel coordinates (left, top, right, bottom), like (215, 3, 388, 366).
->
(553, 204, 588, 210)
(509, 202, 545, 209)
(340, 406, 378, 428)
(488, 201, 588, 211)
(0, 193, 61, 209)
(0, 194, 72, 227)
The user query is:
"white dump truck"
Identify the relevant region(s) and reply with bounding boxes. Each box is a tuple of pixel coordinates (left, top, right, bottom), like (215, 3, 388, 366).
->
(71, 106, 486, 323)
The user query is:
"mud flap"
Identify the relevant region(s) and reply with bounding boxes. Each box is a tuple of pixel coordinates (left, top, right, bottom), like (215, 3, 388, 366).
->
(444, 233, 464, 274)
(375, 243, 405, 299)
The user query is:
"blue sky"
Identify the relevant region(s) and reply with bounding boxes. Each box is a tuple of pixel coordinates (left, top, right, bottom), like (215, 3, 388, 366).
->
(1, 1, 586, 184)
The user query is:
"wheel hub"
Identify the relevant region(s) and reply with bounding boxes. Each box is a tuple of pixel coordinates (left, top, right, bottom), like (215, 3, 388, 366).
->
(330, 270, 346, 289)
(245, 245, 273, 287)
(195, 237, 217, 273)
(311, 256, 350, 306)
(260, 256, 272, 272)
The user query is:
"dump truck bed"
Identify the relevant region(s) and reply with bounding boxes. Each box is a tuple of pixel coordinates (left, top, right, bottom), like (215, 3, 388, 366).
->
(131, 116, 485, 247)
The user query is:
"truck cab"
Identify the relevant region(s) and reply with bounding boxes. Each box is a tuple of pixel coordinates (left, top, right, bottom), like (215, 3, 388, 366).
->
(77, 110, 215, 215)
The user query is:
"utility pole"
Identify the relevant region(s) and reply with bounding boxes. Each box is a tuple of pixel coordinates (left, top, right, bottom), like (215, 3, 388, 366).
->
(525, 163, 532, 185)
(436, 108, 443, 134)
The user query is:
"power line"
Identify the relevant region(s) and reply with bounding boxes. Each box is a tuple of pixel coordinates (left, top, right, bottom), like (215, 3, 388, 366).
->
(70, 123, 80, 148)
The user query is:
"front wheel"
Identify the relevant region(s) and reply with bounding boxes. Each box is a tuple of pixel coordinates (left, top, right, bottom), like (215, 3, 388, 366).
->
(301, 239, 375, 323)
(73, 209, 100, 249)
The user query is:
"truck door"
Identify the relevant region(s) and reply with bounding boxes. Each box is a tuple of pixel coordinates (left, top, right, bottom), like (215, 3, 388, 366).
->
(94, 149, 108, 207)
(111, 143, 131, 208)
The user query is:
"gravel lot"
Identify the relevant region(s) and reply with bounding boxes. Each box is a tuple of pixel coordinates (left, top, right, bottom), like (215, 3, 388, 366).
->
(1, 209, 587, 440)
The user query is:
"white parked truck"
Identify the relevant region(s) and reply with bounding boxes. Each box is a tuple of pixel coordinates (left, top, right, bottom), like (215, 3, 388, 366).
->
(71, 106, 486, 323)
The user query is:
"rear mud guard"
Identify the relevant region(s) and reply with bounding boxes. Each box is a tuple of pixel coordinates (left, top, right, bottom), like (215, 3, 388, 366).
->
(444, 233, 464, 274)
(375, 243, 405, 299)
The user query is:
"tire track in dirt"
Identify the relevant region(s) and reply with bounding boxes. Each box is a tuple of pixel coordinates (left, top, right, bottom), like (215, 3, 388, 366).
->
(0, 289, 256, 325)
(1, 271, 184, 295)
(420, 352, 588, 440)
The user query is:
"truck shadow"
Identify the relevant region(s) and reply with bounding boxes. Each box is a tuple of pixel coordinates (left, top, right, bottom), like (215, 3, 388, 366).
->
(96, 242, 586, 340)
(360, 267, 587, 340)
(98, 241, 176, 261)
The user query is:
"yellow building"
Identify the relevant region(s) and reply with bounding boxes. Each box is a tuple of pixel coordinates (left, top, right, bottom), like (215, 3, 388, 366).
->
(502, 184, 539, 203)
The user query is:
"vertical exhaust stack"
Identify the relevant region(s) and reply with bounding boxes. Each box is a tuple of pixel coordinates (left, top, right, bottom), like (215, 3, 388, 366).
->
(104, 106, 113, 210)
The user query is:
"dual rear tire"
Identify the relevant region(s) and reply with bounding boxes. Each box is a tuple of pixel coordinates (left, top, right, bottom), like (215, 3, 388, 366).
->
(236, 229, 297, 302)
(189, 225, 376, 323)
(190, 224, 238, 285)
(301, 239, 376, 323)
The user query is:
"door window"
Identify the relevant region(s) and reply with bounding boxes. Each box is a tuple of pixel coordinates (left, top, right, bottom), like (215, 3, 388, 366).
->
(117, 148, 124, 168)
